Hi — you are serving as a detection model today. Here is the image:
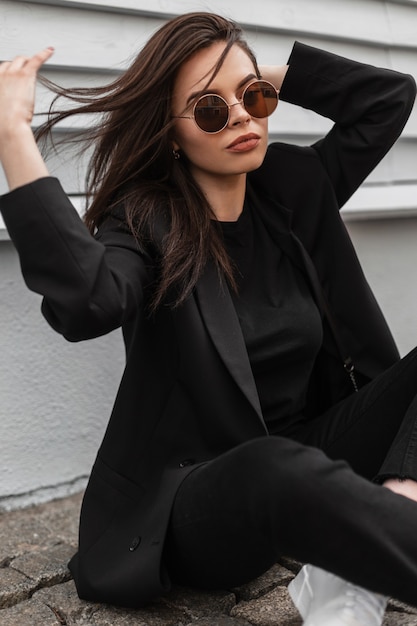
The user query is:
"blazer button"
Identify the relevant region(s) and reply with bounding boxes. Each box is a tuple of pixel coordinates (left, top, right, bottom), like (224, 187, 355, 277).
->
(179, 458, 195, 468)
(129, 536, 141, 552)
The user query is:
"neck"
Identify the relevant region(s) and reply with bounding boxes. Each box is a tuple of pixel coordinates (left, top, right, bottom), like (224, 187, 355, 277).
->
(192, 171, 247, 222)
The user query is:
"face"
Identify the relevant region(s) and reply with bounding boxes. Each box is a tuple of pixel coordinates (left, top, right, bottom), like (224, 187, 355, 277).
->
(171, 42, 269, 190)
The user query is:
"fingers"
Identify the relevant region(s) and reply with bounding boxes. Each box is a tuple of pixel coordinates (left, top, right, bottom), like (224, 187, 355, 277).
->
(0, 57, 30, 73)
(0, 47, 54, 74)
(27, 47, 55, 71)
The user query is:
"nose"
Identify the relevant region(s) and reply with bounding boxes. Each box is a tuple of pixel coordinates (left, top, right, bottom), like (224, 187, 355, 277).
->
(228, 99, 250, 127)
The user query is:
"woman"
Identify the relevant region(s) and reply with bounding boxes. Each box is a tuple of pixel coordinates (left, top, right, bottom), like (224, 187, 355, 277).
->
(0, 11, 417, 625)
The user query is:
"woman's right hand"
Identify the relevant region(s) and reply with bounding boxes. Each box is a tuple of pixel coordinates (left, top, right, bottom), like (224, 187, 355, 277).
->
(0, 48, 54, 191)
(0, 47, 54, 139)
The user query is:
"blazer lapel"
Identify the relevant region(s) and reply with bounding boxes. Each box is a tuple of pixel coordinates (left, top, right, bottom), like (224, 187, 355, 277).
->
(194, 186, 325, 431)
(152, 206, 263, 425)
(247, 183, 324, 314)
(176, 185, 329, 432)
(195, 260, 265, 427)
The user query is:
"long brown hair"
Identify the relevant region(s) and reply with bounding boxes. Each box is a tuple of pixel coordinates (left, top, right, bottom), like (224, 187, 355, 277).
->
(36, 12, 260, 310)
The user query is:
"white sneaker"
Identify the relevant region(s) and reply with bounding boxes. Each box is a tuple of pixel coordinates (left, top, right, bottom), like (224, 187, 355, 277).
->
(288, 564, 387, 626)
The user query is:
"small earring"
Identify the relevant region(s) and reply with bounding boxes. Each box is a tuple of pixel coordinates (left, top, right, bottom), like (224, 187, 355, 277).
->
(173, 149, 181, 160)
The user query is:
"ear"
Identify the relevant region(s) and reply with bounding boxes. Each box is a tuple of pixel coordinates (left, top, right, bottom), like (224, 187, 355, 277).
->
(172, 140, 181, 152)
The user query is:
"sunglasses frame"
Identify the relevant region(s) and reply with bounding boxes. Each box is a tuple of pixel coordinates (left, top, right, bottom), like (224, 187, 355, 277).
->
(174, 79, 279, 134)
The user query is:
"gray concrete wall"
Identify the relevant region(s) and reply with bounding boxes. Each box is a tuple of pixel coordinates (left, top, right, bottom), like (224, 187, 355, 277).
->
(0, 240, 124, 510)
(0, 0, 417, 508)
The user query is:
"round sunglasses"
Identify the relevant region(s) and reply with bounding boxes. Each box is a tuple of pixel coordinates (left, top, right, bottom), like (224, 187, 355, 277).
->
(174, 79, 279, 134)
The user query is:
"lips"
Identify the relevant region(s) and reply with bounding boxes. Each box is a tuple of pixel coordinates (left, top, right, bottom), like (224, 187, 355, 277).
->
(226, 133, 261, 150)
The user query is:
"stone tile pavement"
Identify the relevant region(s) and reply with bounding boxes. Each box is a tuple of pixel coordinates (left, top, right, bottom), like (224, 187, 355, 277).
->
(0, 492, 417, 625)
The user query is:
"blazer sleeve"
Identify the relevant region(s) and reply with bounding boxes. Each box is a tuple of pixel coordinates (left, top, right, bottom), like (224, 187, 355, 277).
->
(279, 42, 416, 207)
(0, 177, 153, 341)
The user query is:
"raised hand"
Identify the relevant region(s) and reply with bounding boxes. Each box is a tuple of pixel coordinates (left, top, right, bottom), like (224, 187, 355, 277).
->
(0, 48, 54, 137)
(0, 48, 54, 191)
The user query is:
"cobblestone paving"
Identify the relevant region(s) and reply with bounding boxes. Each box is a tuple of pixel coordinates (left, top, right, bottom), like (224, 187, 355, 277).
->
(0, 493, 416, 625)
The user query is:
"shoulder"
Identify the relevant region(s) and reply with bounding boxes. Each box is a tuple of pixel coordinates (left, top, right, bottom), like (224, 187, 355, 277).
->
(265, 141, 319, 162)
(249, 141, 328, 193)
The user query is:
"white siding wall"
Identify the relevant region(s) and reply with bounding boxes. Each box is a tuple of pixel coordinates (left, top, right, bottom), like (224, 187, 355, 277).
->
(0, 0, 416, 508)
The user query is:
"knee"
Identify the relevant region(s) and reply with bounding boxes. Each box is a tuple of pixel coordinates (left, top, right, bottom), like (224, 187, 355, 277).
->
(232, 436, 351, 511)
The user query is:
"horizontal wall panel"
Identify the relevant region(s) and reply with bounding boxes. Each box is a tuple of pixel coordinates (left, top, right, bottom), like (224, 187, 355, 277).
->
(343, 182, 417, 219)
(13, 0, 417, 48)
(3, 3, 416, 73)
(386, 2, 417, 47)
(0, 1, 164, 70)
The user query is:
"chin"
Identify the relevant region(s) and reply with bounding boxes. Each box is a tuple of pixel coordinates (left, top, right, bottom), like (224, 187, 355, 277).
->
(242, 150, 267, 173)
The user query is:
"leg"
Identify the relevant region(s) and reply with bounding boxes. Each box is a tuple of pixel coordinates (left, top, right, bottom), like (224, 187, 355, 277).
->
(284, 348, 417, 621)
(384, 477, 417, 500)
(288, 346, 417, 483)
(164, 437, 417, 607)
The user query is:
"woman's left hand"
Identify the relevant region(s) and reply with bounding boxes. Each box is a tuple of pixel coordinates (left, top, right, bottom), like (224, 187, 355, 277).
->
(258, 64, 289, 91)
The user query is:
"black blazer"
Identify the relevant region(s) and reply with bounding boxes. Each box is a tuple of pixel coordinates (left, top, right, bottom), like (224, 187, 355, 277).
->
(1, 42, 415, 608)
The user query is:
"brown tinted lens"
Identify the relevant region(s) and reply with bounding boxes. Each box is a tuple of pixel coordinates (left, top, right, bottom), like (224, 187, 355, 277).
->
(243, 81, 278, 118)
(194, 94, 229, 132)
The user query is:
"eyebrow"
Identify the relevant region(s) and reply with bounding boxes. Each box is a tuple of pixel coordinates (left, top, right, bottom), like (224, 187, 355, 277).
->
(186, 73, 257, 106)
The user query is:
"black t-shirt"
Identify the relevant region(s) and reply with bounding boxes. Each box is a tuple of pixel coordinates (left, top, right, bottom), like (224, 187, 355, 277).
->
(219, 199, 323, 434)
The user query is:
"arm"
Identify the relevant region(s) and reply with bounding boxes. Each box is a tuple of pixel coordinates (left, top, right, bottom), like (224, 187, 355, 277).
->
(0, 177, 152, 341)
(279, 42, 416, 207)
(0, 50, 151, 340)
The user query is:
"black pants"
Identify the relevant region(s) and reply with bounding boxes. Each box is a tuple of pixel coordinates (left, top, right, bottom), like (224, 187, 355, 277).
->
(165, 347, 417, 607)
